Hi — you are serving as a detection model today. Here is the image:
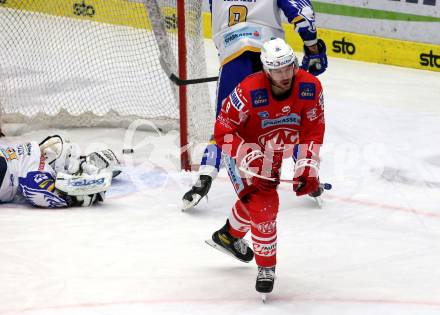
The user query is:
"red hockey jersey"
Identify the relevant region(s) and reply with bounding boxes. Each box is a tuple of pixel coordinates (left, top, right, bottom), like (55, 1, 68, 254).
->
(214, 69, 325, 161)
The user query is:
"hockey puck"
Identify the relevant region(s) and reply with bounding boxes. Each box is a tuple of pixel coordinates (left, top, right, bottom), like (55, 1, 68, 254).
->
(123, 148, 134, 154)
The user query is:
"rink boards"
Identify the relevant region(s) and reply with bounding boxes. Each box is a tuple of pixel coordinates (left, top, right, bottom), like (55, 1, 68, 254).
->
(1, 0, 440, 72)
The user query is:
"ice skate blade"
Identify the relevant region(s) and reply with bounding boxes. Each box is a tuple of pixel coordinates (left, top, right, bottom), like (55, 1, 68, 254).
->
(308, 195, 323, 208)
(261, 294, 268, 303)
(205, 239, 251, 263)
(182, 194, 202, 211)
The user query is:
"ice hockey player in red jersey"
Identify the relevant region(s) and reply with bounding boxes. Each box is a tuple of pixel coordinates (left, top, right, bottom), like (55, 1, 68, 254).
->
(207, 38, 325, 298)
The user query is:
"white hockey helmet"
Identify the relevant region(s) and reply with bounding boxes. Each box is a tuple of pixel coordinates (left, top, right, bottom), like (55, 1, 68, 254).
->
(260, 38, 299, 71)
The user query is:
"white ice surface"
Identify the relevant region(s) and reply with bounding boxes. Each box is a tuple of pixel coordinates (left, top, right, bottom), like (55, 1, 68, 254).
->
(1, 39, 440, 315)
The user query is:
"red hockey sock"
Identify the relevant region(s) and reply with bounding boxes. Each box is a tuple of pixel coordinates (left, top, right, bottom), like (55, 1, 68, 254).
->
(227, 199, 250, 239)
(248, 190, 279, 267)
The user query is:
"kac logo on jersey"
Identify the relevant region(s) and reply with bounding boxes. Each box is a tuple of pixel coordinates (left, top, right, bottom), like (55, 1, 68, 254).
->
(258, 127, 299, 152)
(251, 89, 269, 107)
(299, 82, 316, 100)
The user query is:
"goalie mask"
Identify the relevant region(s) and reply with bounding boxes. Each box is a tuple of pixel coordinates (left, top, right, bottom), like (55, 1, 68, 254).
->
(39, 135, 82, 174)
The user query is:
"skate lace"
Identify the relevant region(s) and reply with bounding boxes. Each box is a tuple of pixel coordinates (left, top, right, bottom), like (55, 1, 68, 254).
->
(233, 239, 249, 255)
(258, 267, 275, 280)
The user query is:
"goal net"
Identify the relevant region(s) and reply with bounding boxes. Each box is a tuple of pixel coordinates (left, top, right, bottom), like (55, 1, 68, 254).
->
(0, 0, 215, 169)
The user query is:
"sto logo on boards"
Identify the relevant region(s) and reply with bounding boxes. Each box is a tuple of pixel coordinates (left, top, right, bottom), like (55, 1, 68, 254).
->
(420, 50, 440, 68)
(73, 1, 95, 17)
(165, 14, 177, 30)
(332, 37, 356, 55)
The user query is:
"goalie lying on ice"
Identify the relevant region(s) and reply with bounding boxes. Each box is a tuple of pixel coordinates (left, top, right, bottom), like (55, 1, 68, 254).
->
(0, 135, 121, 208)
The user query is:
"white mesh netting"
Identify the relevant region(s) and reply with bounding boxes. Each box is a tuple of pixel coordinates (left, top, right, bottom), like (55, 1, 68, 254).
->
(0, 0, 214, 152)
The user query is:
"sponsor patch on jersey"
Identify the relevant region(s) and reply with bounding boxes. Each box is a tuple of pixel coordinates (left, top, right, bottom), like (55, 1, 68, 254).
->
(16, 143, 32, 156)
(257, 111, 269, 119)
(261, 113, 301, 128)
(230, 88, 245, 111)
(299, 82, 316, 100)
(251, 89, 269, 107)
(282, 105, 291, 113)
(223, 26, 262, 48)
(0, 148, 18, 161)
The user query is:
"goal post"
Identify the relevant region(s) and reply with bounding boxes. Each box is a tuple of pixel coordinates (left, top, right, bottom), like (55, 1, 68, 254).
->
(0, 0, 216, 170)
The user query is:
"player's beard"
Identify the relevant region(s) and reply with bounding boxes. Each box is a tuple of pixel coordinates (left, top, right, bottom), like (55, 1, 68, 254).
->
(270, 77, 293, 95)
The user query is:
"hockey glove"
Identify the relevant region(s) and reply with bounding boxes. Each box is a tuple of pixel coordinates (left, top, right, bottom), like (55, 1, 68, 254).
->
(240, 150, 280, 191)
(292, 158, 320, 196)
(81, 149, 121, 178)
(301, 39, 328, 76)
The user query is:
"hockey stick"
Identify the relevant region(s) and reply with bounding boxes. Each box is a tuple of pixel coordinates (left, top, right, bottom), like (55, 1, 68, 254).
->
(239, 165, 332, 190)
(160, 57, 219, 86)
(168, 73, 219, 86)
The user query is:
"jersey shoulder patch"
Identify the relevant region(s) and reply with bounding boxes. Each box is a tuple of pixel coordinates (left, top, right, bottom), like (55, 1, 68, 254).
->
(250, 88, 269, 107)
(298, 82, 316, 100)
